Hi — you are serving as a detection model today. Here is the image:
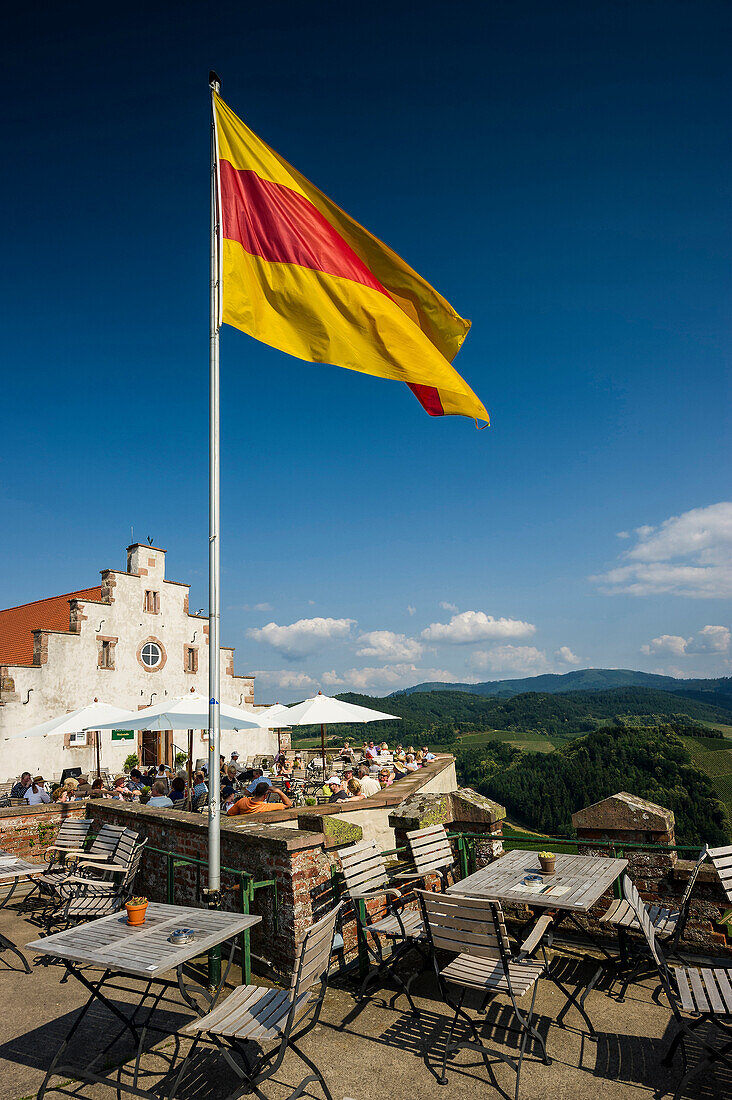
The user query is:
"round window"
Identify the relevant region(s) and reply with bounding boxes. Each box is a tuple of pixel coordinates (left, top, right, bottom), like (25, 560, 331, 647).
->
(141, 642, 162, 669)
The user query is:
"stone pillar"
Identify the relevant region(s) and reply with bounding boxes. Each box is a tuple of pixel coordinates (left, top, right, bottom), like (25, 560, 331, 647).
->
(388, 788, 506, 871)
(572, 791, 676, 859)
(572, 790, 678, 913)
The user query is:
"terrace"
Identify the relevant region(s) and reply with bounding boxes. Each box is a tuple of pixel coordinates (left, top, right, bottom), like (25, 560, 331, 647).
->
(0, 762, 730, 1100)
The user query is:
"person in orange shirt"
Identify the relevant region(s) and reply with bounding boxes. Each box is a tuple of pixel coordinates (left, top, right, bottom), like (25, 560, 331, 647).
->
(226, 781, 293, 816)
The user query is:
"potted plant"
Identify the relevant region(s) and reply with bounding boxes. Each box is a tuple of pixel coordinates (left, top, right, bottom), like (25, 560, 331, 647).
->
(125, 896, 149, 925)
(124, 753, 139, 774)
(538, 851, 556, 875)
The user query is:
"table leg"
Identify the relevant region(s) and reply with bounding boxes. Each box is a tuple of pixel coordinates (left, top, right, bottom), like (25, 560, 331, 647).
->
(0, 878, 33, 973)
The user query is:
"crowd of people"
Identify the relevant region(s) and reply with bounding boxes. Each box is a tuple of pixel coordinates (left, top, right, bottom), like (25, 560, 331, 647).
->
(8, 740, 436, 814)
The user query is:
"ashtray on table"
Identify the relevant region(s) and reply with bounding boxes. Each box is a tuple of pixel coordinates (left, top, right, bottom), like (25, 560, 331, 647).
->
(168, 929, 196, 945)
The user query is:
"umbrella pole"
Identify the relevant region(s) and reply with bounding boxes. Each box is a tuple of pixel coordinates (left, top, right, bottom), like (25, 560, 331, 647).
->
(95, 732, 101, 781)
(321, 724, 326, 781)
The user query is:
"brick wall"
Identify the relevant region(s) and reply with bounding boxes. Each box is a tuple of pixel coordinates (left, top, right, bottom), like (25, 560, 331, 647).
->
(0, 802, 89, 863)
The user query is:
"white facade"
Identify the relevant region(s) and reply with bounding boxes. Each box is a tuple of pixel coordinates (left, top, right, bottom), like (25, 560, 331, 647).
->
(0, 544, 279, 780)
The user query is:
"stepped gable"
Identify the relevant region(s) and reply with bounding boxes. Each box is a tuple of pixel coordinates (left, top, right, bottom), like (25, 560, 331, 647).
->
(0, 587, 103, 666)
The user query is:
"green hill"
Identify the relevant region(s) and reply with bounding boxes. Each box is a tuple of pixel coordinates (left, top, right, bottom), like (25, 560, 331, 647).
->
(332, 685, 732, 742)
(395, 668, 732, 702)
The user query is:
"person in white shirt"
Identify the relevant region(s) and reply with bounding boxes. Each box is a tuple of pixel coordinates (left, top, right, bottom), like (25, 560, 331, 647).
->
(357, 766, 381, 797)
(25, 776, 50, 805)
(404, 754, 419, 772)
(422, 746, 436, 761)
(146, 780, 174, 808)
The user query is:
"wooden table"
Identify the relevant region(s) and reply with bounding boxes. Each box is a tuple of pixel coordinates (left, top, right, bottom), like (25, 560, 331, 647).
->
(448, 848, 627, 911)
(28, 902, 261, 1099)
(448, 849, 628, 1034)
(0, 848, 45, 973)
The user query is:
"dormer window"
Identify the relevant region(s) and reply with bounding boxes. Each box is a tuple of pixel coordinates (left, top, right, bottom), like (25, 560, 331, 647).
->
(144, 590, 160, 614)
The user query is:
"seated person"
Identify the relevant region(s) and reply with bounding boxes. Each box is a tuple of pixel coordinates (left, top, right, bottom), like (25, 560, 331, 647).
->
(11, 772, 32, 800)
(378, 768, 393, 788)
(111, 775, 131, 799)
(339, 741, 354, 761)
(392, 759, 408, 779)
(192, 771, 209, 800)
(404, 753, 419, 772)
(422, 745, 436, 762)
(326, 777, 348, 803)
(364, 740, 379, 762)
(59, 778, 80, 802)
(227, 781, 292, 815)
(126, 768, 146, 792)
(147, 780, 174, 808)
(245, 768, 271, 795)
(357, 766, 381, 797)
(169, 776, 186, 803)
(25, 776, 50, 805)
(346, 777, 365, 801)
(89, 777, 108, 799)
(221, 765, 240, 800)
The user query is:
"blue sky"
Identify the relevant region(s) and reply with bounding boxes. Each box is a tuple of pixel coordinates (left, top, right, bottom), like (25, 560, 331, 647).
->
(1, 1, 729, 699)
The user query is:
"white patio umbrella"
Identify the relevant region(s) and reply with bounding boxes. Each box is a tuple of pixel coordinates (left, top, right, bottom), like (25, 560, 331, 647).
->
(88, 692, 268, 733)
(5, 699, 138, 779)
(255, 703, 292, 756)
(89, 692, 270, 806)
(276, 692, 400, 778)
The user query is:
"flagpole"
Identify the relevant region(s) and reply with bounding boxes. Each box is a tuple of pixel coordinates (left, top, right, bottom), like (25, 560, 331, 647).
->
(207, 71, 222, 928)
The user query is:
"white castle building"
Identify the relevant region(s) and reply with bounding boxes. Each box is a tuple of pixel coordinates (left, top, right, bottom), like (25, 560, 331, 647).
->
(0, 543, 279, 780)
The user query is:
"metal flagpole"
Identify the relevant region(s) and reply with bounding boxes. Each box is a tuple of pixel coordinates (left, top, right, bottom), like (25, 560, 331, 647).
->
(206, 71, 222, 978)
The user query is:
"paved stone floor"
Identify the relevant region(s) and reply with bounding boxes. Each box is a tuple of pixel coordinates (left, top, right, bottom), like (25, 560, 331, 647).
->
(0, 902, 730, 1100)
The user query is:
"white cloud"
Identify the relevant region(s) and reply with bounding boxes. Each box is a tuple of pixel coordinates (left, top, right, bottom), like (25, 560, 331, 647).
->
(247, 616, 356, 658)
(356, 631, 424, 662)
(469, 646, 550, 676)
(251, 669, 318, 692)
(324, 664, 459, 693)
(407, 606, 416, 616)
(555, 646, 580, 665)
(421, 610, 536, 645)
(641, 635, 688, 657)
(641, 625, 730, 658)
(592, 502, 732, 598)
(689, 625, 731, 653)
(439, 601, 458, 612)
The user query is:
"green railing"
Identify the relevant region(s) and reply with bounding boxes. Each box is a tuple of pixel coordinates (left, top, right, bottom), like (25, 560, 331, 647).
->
(145, 844, 277, 985)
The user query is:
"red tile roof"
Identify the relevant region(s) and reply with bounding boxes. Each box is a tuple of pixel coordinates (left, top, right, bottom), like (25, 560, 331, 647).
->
(0, 588, 103, 667)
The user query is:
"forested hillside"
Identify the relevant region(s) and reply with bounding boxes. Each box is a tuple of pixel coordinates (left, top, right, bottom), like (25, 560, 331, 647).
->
(456, 724, 728, 846)
(333, 686, 732, 742)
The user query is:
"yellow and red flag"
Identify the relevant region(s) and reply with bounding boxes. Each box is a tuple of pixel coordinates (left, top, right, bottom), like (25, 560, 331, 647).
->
(213, 93, 488, 424)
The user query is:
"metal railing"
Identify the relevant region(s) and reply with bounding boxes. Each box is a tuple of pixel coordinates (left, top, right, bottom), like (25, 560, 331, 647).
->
(145, 844, 277, 985)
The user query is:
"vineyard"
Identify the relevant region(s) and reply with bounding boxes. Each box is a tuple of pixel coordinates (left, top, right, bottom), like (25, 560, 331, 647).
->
(682, 733, 732, 828)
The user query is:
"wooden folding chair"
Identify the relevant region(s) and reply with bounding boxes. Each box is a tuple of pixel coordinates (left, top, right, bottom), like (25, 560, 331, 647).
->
(339, 839, 429, 1013)
(417, 890, 551, 1099)
(169, 903, 342, 1100)
(599, 845, 708, 999)
(36, 822, 126, 899)
(404, 824, 456, 891)
(621, 873, 732, 1100)
(56, 836, 148, 927)
(21, 818, 93, 910)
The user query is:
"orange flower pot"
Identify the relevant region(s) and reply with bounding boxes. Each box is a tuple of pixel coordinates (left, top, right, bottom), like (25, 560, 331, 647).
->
(125, 901, 148, 926)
